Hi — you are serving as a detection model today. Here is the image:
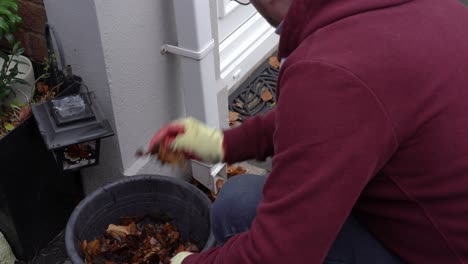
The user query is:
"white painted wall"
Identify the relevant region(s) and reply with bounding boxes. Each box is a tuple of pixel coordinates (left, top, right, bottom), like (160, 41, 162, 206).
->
(44, 0, 187, 193)
(43, 0, 278, 194)
(92, 0, 186, 170)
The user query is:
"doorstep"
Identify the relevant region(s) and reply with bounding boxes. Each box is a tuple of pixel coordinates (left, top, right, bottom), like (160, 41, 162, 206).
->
(231, 161, 268, 176)
(228, 54, 279, 174)
(228, 56, 279, 120)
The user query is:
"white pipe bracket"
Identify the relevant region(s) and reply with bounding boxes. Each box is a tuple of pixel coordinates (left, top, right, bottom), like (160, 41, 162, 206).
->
(161, 39, 215, 60)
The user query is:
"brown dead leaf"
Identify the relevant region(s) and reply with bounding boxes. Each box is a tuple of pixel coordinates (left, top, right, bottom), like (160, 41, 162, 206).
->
(229, 120, 242, 128)
(82, 239, 96, 263)
(157, 144, 187, 170)
(84, 218, 197, 263)
(168, 230, 180, 244)
(190, 178, 218, 202)
(86, 239, 101, 256)
(106, 222, 138, 240)
(128, 221, 139, 233)
(18, 105, 31, 123)
(143, 251, 157, 262)
(208, 191, 217, 201)
(227, 165, 247, 177)
(216, 179, 225, 190)
(81, 240, 87, 256)
(156, 233, 164, 244)
(229, 111, 240, 122)
(229, 111, 241, 127)
(234, 100, 244, 109)
(261, 89, 273, 102)
(36, 82, 50, 94)
(269, 56, 280, 69)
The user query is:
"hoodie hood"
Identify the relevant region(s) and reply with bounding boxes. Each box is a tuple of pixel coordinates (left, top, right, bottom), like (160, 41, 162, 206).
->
(278, 0, 412, 58)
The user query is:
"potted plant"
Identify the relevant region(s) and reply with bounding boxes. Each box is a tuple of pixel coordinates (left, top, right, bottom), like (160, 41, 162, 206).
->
(0, 0, 35, 138)
(0, 1, 84, 261)
(0, 0, 76, 139)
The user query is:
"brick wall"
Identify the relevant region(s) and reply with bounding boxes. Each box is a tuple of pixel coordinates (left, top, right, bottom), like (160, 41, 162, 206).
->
(8, 0, 48, 62)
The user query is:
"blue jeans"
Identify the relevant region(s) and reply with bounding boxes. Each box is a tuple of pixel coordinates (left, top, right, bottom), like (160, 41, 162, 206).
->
(211, 174, 404, 264)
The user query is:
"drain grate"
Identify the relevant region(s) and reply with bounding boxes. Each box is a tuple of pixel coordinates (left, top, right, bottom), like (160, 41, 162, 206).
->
(228, 59, 279, 119)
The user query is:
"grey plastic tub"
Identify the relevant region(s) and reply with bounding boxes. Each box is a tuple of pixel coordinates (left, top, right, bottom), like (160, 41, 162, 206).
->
(65, 175, 215, 264)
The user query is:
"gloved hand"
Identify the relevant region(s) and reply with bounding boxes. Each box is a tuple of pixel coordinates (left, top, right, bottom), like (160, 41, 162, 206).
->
(171, 251, 193, 264)
(148, 117, 225, 164)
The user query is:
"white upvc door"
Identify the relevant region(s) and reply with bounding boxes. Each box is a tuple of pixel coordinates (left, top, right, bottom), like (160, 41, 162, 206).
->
(217, 0, 257, 42)
(215, 0, 279, 91)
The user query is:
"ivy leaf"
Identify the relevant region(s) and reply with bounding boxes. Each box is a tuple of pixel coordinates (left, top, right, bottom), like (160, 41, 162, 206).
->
(0, 16, 9, 33)
(4, 32, 14, 44)
(5, 123, 15, 131)
(0, 6, 15, 24)
(12, 40, 19, 52)
(0, 0, 18, 12)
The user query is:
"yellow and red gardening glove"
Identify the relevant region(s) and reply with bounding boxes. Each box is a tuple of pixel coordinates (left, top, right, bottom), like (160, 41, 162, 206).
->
(148, 117, 225, 164)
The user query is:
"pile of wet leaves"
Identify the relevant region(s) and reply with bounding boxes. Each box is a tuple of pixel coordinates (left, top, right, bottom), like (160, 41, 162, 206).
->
(81, 216, 199, 264)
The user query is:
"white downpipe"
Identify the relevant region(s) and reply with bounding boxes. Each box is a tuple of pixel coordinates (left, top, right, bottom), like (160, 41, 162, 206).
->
(170, 0, 219, 128)
(166, 0, 227, 192)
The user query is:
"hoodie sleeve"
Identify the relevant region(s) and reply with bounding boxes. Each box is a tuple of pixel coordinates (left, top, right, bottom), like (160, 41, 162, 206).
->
(222, 109, 276, 164)
(184, 61, 398, 264)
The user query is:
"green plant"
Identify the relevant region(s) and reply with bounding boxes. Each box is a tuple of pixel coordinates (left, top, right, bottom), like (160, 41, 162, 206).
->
(0, 42, 28, 101)
(0, 0, 27, 103)
(30, 56, 52, 101)
(0, 56, 52, 138)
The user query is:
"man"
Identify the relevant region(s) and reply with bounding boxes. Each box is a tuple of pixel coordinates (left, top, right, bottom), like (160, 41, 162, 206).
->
(149, 0, 468, 263)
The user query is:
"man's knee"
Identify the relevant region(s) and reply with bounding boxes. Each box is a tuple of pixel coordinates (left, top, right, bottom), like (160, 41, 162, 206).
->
(211, 174, 266, 240)
(212, 174, 266, 217)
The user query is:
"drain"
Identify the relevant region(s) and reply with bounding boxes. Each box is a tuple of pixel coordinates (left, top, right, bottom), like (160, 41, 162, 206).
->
(228, 59, 279, 119)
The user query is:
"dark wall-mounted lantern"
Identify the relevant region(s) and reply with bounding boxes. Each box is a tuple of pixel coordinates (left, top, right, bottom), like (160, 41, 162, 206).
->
(32, 92, 114, 172)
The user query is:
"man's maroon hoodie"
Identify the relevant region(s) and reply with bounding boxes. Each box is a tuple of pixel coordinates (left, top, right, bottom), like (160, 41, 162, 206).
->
(185, 0, 468, 263)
